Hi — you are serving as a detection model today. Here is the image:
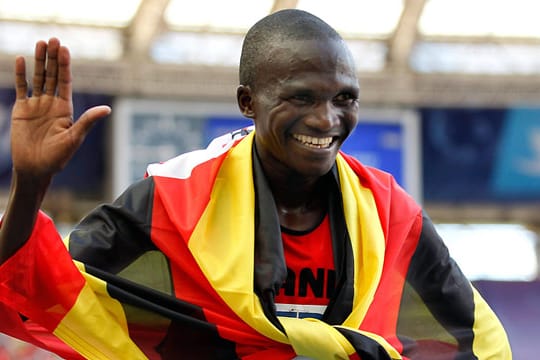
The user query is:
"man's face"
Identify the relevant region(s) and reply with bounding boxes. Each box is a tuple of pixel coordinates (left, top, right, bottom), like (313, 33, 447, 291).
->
(248, 38, 360, 179)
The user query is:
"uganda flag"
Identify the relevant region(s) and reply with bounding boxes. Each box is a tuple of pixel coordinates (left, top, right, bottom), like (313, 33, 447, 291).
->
(0, 129, 511, 359)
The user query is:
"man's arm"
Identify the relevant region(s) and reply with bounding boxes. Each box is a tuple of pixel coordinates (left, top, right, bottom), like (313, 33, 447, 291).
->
(404, 211, 511, 358)
(0, 38, 111, 264)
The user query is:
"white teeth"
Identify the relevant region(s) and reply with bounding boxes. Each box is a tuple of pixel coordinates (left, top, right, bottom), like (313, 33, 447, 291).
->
(292, 134, 333, 148)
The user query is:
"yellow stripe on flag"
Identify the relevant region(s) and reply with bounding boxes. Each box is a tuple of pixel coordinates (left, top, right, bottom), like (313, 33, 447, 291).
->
(53, 262, 148, 360)
(335, 155, 386, 328)
(279, 317, 354, 359)
(188, 132, 288, 343)
(471, 287, 512, 359)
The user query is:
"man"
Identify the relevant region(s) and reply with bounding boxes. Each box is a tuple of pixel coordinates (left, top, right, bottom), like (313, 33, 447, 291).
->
(0, 9, 511, 360)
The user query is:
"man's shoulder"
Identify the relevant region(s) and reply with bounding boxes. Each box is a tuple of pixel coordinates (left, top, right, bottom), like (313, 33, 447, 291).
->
(338, 151, 396, 185)
(339, 151, 421, 217)
(145, 126, 254, 180)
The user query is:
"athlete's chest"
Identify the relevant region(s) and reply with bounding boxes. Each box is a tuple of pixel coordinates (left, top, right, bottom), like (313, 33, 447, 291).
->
(275, 214, 335, 318)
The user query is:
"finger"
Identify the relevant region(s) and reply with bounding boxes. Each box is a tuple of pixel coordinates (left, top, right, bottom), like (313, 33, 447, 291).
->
(44, 38, 60, 96)
(56, 45, 72, 102)
(71, 105, 112, 144)
(14, 56, 28, 100)
(32, 40, 47, 97)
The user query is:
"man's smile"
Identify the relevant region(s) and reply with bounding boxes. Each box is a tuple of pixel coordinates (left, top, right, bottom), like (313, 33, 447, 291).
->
(292, 134, 334, 149)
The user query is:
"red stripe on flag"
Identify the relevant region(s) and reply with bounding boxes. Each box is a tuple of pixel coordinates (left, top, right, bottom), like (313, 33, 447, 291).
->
(0, 213, 86, 331)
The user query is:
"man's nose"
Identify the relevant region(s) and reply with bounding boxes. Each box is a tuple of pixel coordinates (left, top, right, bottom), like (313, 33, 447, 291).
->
(305, 101, 340, 131)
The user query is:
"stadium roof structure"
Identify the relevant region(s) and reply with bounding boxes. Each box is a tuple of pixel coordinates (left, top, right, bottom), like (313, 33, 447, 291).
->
(1, 0, 540, 106)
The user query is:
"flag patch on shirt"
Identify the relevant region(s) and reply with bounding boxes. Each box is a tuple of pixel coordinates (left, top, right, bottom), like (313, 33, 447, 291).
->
(275, 303, 327, 319)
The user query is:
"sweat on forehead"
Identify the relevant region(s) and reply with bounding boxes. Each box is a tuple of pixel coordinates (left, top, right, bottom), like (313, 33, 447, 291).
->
(239, 9, 344, 88)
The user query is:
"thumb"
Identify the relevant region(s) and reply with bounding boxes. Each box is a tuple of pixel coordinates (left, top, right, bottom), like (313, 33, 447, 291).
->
(71, 105, 112, 140)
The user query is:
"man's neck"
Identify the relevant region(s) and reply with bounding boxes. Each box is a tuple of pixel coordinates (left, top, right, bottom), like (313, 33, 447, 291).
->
(272, 176, 329, 232)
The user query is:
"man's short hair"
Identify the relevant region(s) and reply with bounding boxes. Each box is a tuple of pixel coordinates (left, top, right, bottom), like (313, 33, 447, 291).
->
(239, 9, 344, 89)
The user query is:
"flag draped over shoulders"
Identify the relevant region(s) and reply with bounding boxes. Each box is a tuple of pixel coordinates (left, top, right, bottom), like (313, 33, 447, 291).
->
(0, 129, 510, 359)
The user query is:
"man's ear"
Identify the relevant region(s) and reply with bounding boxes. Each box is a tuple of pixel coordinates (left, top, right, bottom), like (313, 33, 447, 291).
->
(236, 85, 255, 118)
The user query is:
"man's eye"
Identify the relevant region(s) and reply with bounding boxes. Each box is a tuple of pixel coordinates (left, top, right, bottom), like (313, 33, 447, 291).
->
(333, 93, 358, 105)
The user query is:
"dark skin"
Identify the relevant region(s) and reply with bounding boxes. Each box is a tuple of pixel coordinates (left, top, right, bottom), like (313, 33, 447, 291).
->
(237, 38, 360, 231)
(0, 36, 359, 263)
(0, 38, 110, 264)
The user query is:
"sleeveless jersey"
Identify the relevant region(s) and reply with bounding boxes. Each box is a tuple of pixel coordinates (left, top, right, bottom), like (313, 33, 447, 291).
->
(275, 214, 335, 319)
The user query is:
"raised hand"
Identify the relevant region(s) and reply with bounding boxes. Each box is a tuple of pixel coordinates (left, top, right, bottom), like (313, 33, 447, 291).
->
(1, 38, 112, 263)
(10, 37, 111, 179)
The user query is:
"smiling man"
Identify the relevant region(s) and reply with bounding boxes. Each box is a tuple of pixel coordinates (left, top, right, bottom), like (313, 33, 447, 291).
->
(0, 9, 510, 360)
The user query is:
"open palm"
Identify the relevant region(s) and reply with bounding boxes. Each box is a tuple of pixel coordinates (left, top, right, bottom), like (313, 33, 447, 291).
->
(10, 38, 110, 179)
